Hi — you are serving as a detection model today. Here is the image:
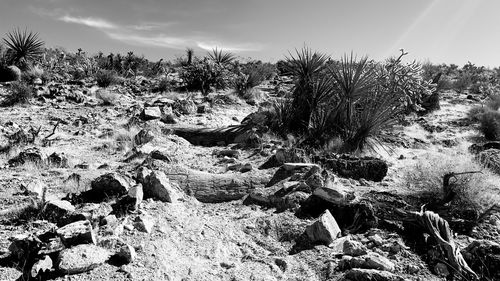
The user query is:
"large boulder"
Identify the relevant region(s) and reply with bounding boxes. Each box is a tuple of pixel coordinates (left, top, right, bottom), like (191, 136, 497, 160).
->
(305, 209, 341, 245)
(56, 244, 110, 274)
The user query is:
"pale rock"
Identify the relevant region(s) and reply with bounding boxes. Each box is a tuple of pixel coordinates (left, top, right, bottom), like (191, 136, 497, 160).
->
(134, 214, 154, 233)
(305, 210, 341, 245)
(31, 255, 53, 278)
(57, 244, 110, 274)
(56, 220, 96, 246)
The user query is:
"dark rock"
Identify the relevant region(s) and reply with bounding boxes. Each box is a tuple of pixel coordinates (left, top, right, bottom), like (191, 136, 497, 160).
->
(47, 152, 68, 167)
(150, 150, 171, 161)
(142, 171, 181, 202)
(134, 128, 155, 145)
(8, 147, 43, 166)
(343, 268, 404, 281)
(259, 148, 309, 169)
(42, 200, 75, 224)
(313, 154, 388, 182)
(87, 173, 131, 200)
(0, 65, 21, 82)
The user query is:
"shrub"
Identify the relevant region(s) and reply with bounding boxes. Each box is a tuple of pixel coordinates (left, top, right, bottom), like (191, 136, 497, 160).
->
(95, 69, 117, 87)
(478, 110, 500, 140)
(21, 65, 44, 84)
(233, 61, 276, 98)
(1, 81, 33, 106)
(154, 77, 173, 93)
(2, 28, 44, 66)
(179, 58, 233, 95)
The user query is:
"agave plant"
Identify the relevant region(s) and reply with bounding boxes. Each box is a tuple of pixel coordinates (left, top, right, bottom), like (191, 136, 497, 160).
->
(3, 28, 44, 65)
(208, 48, 235, 66)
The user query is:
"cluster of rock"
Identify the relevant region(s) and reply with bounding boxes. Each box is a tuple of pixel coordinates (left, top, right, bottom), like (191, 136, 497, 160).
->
(1, 168, 184, 279)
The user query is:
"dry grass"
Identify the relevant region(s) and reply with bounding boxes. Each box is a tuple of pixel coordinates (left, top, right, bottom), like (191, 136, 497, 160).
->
(95, 89, 119, 106)
(403, 147, 500, 211)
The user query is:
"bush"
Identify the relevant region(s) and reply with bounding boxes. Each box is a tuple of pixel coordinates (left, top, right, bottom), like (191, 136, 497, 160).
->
(95, 69, 117, 87)
(21, 65, 44, 84)
(1, 81, 33, 106)
(468, 95, 500, 140)
(154, 77, 173, 93)
(233, 61, 276, 98)
(179, 58, 233, 95)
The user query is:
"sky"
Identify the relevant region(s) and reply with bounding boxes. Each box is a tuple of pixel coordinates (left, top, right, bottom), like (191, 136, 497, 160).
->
(1, 0, 500, 66)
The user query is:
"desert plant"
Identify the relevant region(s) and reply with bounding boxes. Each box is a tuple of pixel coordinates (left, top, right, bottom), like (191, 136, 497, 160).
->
(1, 81, 34, 106)
(21, 65, 44, 84)
(2, 28, 44, 66)
(186, 48, 194, 65)
(179, 57, 233, 95)
(208, 48, 235, 66)
(95, 69, 117, 87)
(478, 110, 500, 140)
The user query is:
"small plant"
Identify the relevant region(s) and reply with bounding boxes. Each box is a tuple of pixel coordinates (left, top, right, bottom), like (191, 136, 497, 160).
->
(2, 28, 44, 66)
(233, 61, 276, 98)
(468, 95, 500, 140)
(180, 58, 233, 95)
(95, 89, 118, 106)
(95, 69, 117, 87)
(21, 65, 44, 84)
(1, 81, 33, 106)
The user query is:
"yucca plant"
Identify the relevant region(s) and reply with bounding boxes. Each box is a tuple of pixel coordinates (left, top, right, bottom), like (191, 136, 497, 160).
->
(3, 28, 44, 66)
(208, 48, 235, 66)
(186, 48, 194, 65)
(285, 47, 329, 133)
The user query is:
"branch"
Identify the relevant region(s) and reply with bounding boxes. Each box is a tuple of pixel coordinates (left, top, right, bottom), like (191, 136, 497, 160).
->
(43, 121, 60, 140)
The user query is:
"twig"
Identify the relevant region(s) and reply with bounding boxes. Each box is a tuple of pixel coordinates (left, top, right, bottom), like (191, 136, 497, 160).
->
(43, 121, 60, 140)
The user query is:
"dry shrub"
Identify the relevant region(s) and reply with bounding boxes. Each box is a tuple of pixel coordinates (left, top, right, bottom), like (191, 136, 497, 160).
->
(468, 94, 500, 140)
(1, 81, 34, 106)
(403, 149, 500, 211)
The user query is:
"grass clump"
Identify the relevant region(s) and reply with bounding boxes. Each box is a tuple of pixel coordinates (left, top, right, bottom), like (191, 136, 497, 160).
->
(468, 94, 500, 140)
(95, 89, 119, 106)
(95, 69, 118, 87)
(1, 81, 34, 106)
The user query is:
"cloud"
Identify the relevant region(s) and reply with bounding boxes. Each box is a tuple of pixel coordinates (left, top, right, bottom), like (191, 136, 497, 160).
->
(59, 15, 117, 29)
(129, 22, 176, 31)
(107, 32, 187, 49)
(196, 41, 263, 52)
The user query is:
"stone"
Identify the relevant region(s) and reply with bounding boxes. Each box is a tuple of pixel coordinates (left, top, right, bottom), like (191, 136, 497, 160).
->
(42, 200, 75, 223)
(57, 244, 111, 274)
(240, 163, 253, 173)
(128, 184, 144, 209)
(330, 236, 367, 257)
(216, 149, 241, 159)
(21, 179, 46, 199)
(38, 237, 65, 255)
(368, 234, 384, 246)
(433, 262, 450, 277)
(47, 152, 68, 167)
(259, 148, 309, 169)
(8, 147, 43, 166)
(90, 172, 130, 198)
(134, 128, 155, 145)
(141, 107, 162, 120)
(33, 77, 43, 85)
(313, 180, 348, 204)
(343, 268, 404, 281)
(56, 220, 96, 246)
(115, 244, 136, 264)
(136, 166, 152, 184)
(74, 203, 113, 222)
(31, 255, 53, 278)
(0, 65, 21, 82)
(174, 99, 197, 115)
(8, 233, 42, 261)
(134, 214, 155, 233)
(143, 171, 180, 203)
(305, 210, 341, 245)
(363, 252, 395, 272)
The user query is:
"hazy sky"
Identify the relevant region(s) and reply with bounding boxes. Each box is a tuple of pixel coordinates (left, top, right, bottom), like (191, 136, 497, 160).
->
(1, 0, 499, 66)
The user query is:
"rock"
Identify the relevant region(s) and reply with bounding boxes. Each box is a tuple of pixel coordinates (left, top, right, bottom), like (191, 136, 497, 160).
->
(8, 233, 42, 261)
(134, 214, 155, 233)
(174, 99, 197, 115)
(8, 147, 43, 166)
(240, 163, 253, 173)
(136, 166, 152, 184)
(47, 152, 68, 167)
(134, 128, 155, 145)
(368, 234, 384, 246)
(259, 148, 309, 169)
(313, 154, 388, 182)
(21, 179, 46, 199)
(343, 268, 403, 281)
(141, 107, 162, 120)
(73, 203, 113, 223)
(89, 173, 130, 199)
(33, 77, 43, 85)
(38, 237, 65, 255)
(197, 103, 210, 114)
(266, 163, 320, 188)
(150, 150, 171, 161)
(313, 180, 348, 204)
(42, 200, 75, 223)
(305, 210, 341, 245)
(331, 236, 368, 256)
(433, 262, 450, 277)
(56, 220, 96, 247)
(216, 149, 241, 159)
(0, 65, 21, 82)
(57, 244, 110, 274)
(143, 171, 180, 203)
(31, 255, 53, 278)
(363, 252, 395, 272)
(115, 245, 136, 264)
(127, 184, 144, 209)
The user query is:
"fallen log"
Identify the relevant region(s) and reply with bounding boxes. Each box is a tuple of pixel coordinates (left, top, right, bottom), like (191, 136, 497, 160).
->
(172, 126, 254, 147)
(140, 162, 271, 203)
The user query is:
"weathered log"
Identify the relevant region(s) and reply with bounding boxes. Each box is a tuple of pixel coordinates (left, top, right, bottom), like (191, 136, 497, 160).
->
(312, 154, 388, 182)
(172, 126, 253, 147)
(140, 162, 271, 203)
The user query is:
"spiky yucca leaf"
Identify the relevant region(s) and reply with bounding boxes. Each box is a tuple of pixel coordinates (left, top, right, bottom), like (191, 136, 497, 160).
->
(3, 28, 44, 65)
(208, 48, 235, 66)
